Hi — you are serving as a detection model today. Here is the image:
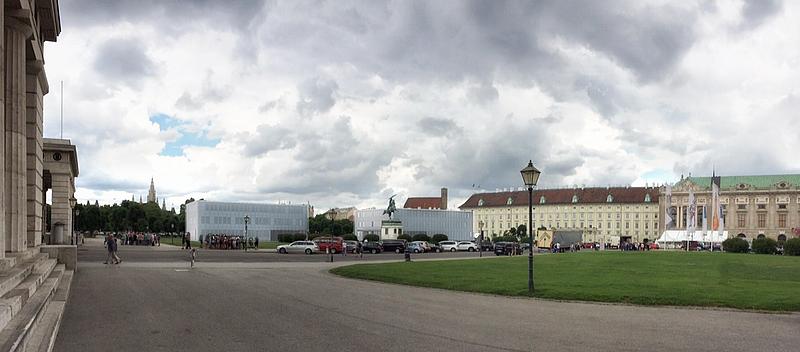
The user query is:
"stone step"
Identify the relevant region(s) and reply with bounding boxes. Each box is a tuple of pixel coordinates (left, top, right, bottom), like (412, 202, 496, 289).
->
(0, 254, 50, 299)
(0, 266, 63, 352)
(23, 268, 71, 352)
(3, 259, 58, 307)
(51, 270, 72, 303)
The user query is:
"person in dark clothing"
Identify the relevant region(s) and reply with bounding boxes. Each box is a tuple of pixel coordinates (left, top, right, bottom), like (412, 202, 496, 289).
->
(104, 234, 121, 264)
(184, 232, 192, 249)
(254, 237, 259, 250)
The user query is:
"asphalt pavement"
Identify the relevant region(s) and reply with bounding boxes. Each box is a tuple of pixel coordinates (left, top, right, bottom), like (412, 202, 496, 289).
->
(54, 239, 800, 352)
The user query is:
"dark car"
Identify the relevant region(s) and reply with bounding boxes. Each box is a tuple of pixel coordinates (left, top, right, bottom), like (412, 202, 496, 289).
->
(362, 241, 383, 254)
(380, 239, 407, 253)
(479, 241, 494, 252)
(494, 242, 521, 256)
(429, 243, 443, 253)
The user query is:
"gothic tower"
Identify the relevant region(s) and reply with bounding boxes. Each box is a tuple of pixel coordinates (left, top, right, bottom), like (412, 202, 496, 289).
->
(147, 178, 157, 203)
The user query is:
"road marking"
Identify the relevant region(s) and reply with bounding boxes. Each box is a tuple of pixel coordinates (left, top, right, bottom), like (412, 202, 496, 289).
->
(174, 269, 190, 272)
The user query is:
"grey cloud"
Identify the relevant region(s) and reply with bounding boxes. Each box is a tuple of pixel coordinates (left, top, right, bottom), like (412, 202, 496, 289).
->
(244, 125, 297, 157)
(256, 116, 392, 195)
(93, 38, 155, 88)
(739, 0, 782, 29)
(540, 2, 697, 82)
(175, 73, 231, 110)
(296, 77, 339, 116)
(417, 117, 461, 136)
(467, 83, 499, 104)
(62, 0, 266, 34)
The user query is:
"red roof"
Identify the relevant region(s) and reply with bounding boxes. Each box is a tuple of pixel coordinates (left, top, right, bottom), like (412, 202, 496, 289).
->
(404, 197, 444, 209)
(459, 187, 659, 208)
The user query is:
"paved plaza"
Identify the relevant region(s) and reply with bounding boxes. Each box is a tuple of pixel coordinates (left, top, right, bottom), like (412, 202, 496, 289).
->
(54, 240, 800, 352)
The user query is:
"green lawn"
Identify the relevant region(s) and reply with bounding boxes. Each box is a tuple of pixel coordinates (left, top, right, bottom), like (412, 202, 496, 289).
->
(331, 252, 800, 311)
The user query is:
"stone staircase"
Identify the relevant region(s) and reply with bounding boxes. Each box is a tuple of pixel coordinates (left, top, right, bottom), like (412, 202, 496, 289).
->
(0, 248, 74, 352)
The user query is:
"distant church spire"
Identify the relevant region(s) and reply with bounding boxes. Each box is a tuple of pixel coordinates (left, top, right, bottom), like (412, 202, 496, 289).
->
(162, 198, 166, 210)
(147, 178, 157, 203)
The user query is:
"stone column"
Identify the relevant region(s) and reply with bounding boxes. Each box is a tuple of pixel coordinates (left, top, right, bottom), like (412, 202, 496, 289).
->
(50, 173, 71, 244)
(0, 6, 6, 258)
(5, 19, 31, 252)
(26, 65, 44, 247)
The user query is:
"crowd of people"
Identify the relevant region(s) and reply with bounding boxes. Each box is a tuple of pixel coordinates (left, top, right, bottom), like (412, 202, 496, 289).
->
(120, 232, 161, 246)
(202, 234, 259, 250)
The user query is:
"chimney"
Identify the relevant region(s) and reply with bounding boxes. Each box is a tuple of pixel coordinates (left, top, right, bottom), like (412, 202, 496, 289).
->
(441, 187, 448, 210)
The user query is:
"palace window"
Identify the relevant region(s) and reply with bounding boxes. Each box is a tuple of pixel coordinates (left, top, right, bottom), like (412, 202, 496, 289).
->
(478, 199, 484, 206)
(757, 214, 766, 228)
(778, 204, 787, 210)
(539, 196, 546, 204)
(572, 195, 578, 203)
(507, 197, 513, 205)
(737, 204, 746, 210)
(644, 194, 651, 203)
(607, 194, 614, 203)
(778, 213, 787, 228)
(757, 204, 766, 210)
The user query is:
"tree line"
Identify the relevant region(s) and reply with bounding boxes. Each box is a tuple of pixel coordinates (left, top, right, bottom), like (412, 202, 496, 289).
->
(71, 199, 195, 234)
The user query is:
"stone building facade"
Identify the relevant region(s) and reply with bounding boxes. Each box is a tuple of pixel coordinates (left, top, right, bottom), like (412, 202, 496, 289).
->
(1, 1, 63, 258)
(460, 187, 661, 244)
(661, 175, 800, 241)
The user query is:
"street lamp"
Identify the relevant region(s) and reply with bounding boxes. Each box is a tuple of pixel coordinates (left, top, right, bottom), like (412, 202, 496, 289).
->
(244, 214, 250, 239)
(171, 223, 175, 245)
(73, 208, 80, 246)
(521, 160, 541, 294)
(478, 220, 485, 258)
(326, 209, 336, 263)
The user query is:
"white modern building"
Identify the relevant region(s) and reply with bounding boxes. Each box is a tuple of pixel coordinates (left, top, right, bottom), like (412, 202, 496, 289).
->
(354, 208, 473, 241)
(185, 200, 308, 241)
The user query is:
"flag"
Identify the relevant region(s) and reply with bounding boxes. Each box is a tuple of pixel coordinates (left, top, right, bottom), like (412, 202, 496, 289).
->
(687, 188, 696, 234)
(702, 205, 708, 233)
(711, 175, 721, 231)
(664, 184, 673, 230)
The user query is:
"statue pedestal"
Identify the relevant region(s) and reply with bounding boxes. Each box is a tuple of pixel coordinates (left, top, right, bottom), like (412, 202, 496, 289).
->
(381, 220, 403, 240)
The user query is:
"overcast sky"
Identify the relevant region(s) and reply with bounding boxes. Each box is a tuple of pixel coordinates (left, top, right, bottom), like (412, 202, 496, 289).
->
(43, 0, 800, 211)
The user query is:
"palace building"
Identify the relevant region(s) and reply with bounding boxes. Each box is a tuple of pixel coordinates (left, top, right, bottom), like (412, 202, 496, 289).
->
(661, 174, 800, 242)
(460, 187, 661, 244)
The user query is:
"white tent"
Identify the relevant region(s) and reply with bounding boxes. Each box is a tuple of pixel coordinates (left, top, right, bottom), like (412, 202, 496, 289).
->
(656, 230, 729, 244)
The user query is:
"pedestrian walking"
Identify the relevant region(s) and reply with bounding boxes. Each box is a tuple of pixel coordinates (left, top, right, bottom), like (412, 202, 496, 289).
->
(342, 241, 347, 256)
(254, 237, 259, 250)
(104, 234, 121, 264)
(184, 232, 192, 249)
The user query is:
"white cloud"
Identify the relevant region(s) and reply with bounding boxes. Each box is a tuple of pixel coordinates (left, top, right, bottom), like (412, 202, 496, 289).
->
(42, 0, 800, 211)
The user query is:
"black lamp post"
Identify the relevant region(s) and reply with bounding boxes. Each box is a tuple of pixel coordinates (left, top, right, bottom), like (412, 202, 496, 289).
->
(244, 214, 250, 238)
(73, 208, 80, 246)
(171, 223, 175, 245)
(521, 160, 541, 294)
(478, 220, 484, 258)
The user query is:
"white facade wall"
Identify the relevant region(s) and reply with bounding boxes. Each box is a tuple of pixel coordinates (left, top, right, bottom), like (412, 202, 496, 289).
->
(185, 200, 308, 241)
(355, 208, 473, 241)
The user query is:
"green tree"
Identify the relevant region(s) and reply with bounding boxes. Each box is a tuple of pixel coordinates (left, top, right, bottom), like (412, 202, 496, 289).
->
(365, 234, 380, 242)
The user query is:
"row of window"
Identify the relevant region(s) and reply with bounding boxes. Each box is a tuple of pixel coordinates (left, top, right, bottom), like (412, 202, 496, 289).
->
(480, 194, 654, 207)
(199, 216, 303, 226)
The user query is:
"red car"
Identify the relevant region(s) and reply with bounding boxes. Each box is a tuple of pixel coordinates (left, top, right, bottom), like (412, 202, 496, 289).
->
(314, 237, 343, 254)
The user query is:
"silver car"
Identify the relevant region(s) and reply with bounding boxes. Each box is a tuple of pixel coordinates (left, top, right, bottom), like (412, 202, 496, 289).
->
(277, 241, 319, 254)
(456, 241, 478, 252)
(440, 241, 458, 252)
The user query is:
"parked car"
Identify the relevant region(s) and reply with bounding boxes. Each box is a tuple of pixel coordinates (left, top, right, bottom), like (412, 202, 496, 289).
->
(494, 242, 520, 256)
(380, 239, 407, 253)
(407, 242, 425, 253)
(429, 243, 444, 253)
(277, 241, 318, 254)
(314, 237, 343, 254)
(456, 241, 478, 252)
(362, 241, 383, 254)
(344, 240, 360, 253)
(440, 241, 458, 252)
(479, 241, 494, 252)
(412, 241, 433, 253)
